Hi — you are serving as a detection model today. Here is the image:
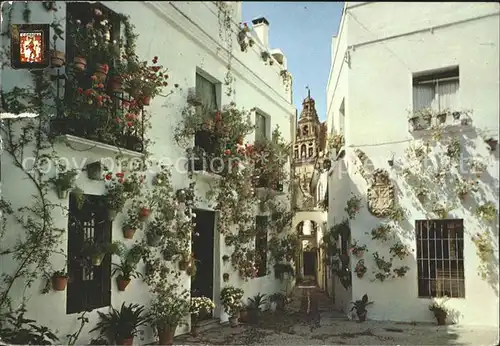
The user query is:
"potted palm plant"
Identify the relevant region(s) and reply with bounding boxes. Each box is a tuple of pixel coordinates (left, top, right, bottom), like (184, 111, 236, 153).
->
(112, 246, 143, 291)
(49, 169, 79, 199)
(150, 285, 190, 345)
(247, 293, 267, 324)
(350, 294, 373, 322)
(89, 303, 149, 345)
(82, 241, 121, 266)
(52, 269, 68, 291)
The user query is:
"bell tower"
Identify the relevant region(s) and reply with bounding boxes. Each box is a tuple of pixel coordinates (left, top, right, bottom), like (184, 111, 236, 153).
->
(292, 87, 325, 188)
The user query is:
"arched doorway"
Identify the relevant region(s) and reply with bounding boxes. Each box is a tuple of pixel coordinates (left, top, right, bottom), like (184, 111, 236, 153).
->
(292, 211, 327, 288)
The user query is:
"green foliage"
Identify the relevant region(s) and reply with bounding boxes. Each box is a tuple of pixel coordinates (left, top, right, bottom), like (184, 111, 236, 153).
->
(89, 303, 149, 342)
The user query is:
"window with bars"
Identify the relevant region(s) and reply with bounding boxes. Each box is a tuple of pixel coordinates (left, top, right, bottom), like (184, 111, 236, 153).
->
(255, 216, 268, 277)
(412, 67, 459, 112)
(67, 193, 111, 314)
(255, 112, 268, 142)
(416, 219, 465, 298)
(195, 73, 220, 155)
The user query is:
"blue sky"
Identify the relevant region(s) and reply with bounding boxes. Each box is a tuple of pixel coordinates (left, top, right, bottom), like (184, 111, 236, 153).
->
(242, 2, 344, 121)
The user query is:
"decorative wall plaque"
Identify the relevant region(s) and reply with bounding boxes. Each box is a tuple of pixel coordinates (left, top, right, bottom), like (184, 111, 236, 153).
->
(11, 24, 50, 69)
(367, 169, 395, 218)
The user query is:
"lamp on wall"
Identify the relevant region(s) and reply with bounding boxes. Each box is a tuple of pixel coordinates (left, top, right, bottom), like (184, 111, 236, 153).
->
(388, 153, 395, 167)
(10, 24, 50, 69)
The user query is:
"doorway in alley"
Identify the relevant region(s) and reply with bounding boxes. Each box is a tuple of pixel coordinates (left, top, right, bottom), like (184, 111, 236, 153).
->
(191, 209, 215, 316)
(303, 251, 316, 278)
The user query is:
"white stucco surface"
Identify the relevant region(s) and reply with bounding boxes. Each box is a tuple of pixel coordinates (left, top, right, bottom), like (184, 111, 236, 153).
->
(326, 2, 500, 327)
(0, 1, 295, 343)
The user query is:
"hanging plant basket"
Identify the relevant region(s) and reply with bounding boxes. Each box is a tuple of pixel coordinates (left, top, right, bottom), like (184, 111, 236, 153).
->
(436, 112, 447, 124)
(163, 250, 174, 261)
(108, 75, 123, 93)
(73, 56, 87, 72)
(86, 161, 103, 180)
(142, 95, 151, 106)
(50, 50, 65, 67)
(146, 233, 162, 247)
(323, 159, 332, 170)
(123, 228, 136, 239)
(52, 275, 68, 291)
(94, 63, 109, 82)
(56, 186, 69, 199)
(117, 277, 131, 291)
(91, 253, 105, 266)
(178, 260, 189, 271)
(108, 209, 118, 221)
(176, 189, 187, 203)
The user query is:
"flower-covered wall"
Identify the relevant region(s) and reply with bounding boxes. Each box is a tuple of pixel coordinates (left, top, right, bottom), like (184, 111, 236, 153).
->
(326, 2, 499, 327)
(0, 1, 296, 343)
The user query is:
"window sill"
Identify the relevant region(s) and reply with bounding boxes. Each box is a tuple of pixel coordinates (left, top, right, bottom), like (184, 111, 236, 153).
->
(191, 170, 223, 181)
(55, 134, 145, 158)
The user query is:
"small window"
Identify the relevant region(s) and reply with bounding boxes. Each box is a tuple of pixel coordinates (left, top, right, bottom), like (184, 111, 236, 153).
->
(413, 67, 459, 112)
(416, 219, 465, 298)
(195, 73, 219, 154)
(308, 147, 313, 157)
(255, 112, 267, 142)
(255, 216, 268, 277)
(67, 193, 111, 314)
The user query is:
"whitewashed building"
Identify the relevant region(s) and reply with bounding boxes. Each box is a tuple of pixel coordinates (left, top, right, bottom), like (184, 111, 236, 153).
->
(326, 2, 499, 327)
(0, 1, 295, 343)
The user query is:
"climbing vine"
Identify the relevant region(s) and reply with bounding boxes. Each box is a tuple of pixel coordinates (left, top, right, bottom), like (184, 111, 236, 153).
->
(216, 1, 236, 97)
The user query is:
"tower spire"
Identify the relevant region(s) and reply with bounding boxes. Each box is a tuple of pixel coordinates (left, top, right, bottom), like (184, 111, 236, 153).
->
(306, 85, 310, 99)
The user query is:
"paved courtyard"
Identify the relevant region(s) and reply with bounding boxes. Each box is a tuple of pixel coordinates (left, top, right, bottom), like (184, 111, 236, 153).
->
(176, 287, 499, 345)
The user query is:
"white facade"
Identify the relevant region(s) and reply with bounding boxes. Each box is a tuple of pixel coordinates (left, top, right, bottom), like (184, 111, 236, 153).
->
(326, 2, 499, 326)
(0, 1, 295, 343)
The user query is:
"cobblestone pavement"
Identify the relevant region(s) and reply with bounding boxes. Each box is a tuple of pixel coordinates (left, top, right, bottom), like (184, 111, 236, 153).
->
(175, 287, 499, 345)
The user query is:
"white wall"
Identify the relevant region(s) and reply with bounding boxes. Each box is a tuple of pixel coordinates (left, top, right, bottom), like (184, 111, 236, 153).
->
(1, 1, 294, 343)
(327, 3, 499, 327)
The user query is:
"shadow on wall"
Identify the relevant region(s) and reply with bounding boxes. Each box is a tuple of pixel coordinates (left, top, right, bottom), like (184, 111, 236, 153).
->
(398, 123, 499, 298)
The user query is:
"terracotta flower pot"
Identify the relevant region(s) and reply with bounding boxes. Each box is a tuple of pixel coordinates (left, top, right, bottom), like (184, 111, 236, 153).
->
(434, 311, 447, 325)
(355, 250, 364, 258)
(95, 63, 109, 82)
(142, 95, 151, 106)
(108, 75, 123, 92)
(117, 278, 131, 291)
(123, 228, 136, 239)
(459, 193, 467, 201)
(56, 186, 69, 199)
(178, 261, 188, 271)
(356, 272, 364, 278)
(158, 324, 177, 345)
(191, 325, 200, 337)
(237, 136, 244, 145)
(229, 316, 239, 327)
(357, 311, 367, 322)
(73, 56, 87, 72)
(118, 336, 134, 346)
(52, 276, 68, 291)
(50, 50, 65, 67)
(139, 208, 150, 221)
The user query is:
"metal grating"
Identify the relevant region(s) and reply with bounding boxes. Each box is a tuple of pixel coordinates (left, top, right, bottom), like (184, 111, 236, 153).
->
(416, 219, 465, 298)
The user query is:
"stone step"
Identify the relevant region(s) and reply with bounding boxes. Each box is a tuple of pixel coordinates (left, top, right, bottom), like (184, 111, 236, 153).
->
(197, 318, 221, 333)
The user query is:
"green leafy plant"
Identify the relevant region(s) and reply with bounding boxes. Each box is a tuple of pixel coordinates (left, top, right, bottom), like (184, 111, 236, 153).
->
(429, 296, 449, 325)
(273, 263, 295, 280)
(349, 240, 367, 257)
(89, 303, 149, 344)
(475, 202, 497, 222)
(48, 168, 78, 198)
(268, 292, 287, 310)
(388, 205, 405, 222)
(369, 224, 392, 241)
(446, 138, 461, 162)
(354, 259, 367, 278)
(393, 266, 410, 278)
(373, 252, 393, 282)
(82, 241, 122, 266)
(149, 283, 190, 328)
(472, 232, 494, 279)
(345, 193, 362, 219)
(389, 242, 411, 260)
(350, 294, 373, 320)
(112, 245, 144, 281)
(220, 286, 244, 316)
(190, 297, 215, 326)
(105, 181, 127, 212)
(0, 306, 58, 345)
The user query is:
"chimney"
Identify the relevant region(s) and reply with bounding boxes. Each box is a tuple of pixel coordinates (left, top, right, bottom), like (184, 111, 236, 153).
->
(252, 17, 269, 48)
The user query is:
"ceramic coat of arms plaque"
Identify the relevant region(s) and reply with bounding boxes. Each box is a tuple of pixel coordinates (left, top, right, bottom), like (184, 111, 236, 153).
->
(367, 169, 395, 218)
